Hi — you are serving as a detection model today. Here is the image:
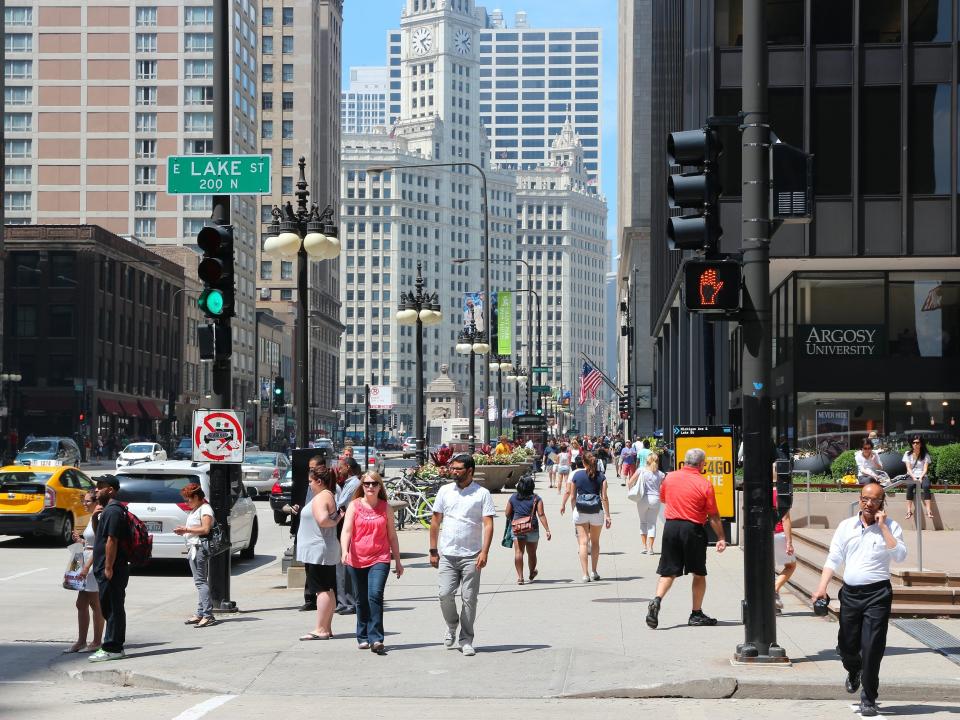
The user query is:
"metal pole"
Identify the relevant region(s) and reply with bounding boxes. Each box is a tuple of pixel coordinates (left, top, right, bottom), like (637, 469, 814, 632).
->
(735, 0, 784, 663)
(525, 264, 533, 412)
(297, 243, 308, 449)
(364, 383, 370, 452)
(415, 315, 425, 466)
(915, 481, 923, 571)
(468, 308, 477, 453)
(481, 171, 492, 450)
(497, 365, 503, 438)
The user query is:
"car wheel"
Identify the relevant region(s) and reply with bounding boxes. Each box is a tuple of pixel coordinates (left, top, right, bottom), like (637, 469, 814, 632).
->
(273, 509, 288, 526)
(59, 514, 74, 546)
(239, 518, 258, 559)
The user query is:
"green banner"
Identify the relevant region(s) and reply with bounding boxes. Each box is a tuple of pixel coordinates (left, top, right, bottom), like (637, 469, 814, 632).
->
(497, 291, 512, 356)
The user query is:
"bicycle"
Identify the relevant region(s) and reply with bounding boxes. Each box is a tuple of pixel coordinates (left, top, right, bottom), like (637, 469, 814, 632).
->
(386, 474, 443, 529)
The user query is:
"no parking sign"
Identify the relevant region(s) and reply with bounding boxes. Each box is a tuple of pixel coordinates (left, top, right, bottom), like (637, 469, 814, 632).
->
(192, 410, 246, 463)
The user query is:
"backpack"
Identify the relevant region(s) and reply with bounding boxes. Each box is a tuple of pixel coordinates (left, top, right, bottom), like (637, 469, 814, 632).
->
(575, 471, 604, 514)
(121, 505, 153, 567)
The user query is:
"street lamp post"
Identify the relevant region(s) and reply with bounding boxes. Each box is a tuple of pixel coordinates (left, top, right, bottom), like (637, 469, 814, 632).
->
(455, 306, 490, 452)
(263, 157, 340, 449)
(488, 355, 513, 438)
(505, 359, 527, 421)
(395, 261, 442, 466)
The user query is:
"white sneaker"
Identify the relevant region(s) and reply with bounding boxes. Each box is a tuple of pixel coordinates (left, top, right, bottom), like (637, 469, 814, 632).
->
(590, 571, 601, 581)
(581, 575, 591, 583)
(88, 648, 124, 662)
(640, 548, 648, 555)
(444, 629, 456, 648)
(775, 593, 783, 611)
(460, 643, 476, 656)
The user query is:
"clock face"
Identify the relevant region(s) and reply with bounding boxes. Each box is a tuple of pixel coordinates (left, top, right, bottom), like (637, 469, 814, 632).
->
(454, 28, 472, 55)
(411, 27, 433, 55)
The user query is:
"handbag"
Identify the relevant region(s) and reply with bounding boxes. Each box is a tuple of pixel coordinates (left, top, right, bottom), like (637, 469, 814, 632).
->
(200, 520, 230, 556)
(575, 472, 604, 514)
(501, 520, 514, 549)
(63, 543, 86, 591)
(511, 496, 537, 537)
(626, 472, 643, 502)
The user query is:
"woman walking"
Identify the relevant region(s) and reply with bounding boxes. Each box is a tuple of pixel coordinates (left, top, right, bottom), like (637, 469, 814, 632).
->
(341, 472, 403, 654)
(65, 491, 104, 653)
(505, 476, 551, 584)
(544, 439, 558, 488)
(560, 452, 611, 582)
(628, 453, 664, 554)
(173, 483, 216, 628)
(555, 443, 572, 495)
(903, 435, 934, 523)
(298, 465, 341, 640)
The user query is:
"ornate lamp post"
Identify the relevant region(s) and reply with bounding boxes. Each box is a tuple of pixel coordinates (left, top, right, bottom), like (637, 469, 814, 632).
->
(505, 358, 528, 420)
(395, 261, 442, 466)
(488, 355, 513, 438)
(262, 157, 339, 449)
(455, 306, 490, 452)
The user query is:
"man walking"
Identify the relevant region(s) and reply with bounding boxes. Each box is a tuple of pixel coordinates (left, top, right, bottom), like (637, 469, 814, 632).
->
(90, 475, 129, 662)
(812, 482, 906, 717)
(429, 454, 495, 656)
(334, 457, 362, 614)
(646, 448, 726, 629)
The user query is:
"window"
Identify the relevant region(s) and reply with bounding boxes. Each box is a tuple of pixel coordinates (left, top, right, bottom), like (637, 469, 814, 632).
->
(185, 33, 214, 52)
(136, 60, 157, 80)
(135, 86, 157, 106)
(135, 6, 157, 26)
(184, 112, 213, 132)
(5, 33, 32, 53)
(282, 120, 293, 138)
(263, 36, 274, 54)
(282, 92, 293, 110)
(860, 87, 900, 194)
(135, 191, 156, 211)
(796, 392, 885, 454)
(4, 86, 31, 105)
(4, 166, 31, 184)
(4, 191, 31, 211)
(768, 0, 803, 44)
(282, 7, 294, 25)
(135, 166, 157, 185)
(282, 63, 294, 82)
(261, 120, 274, 138)
(262, 7, 274, 25)
(282, 148, 293, 166)
(183, 195, 212, 212)
(910, 85, 950, 194)
(4, 139, 31, 159)
(135, 112, 157, 132)
(185, 85, 214, 105)
(134, 218, 156, 238)
(4, 113, 31, 132)
(281, 176, 293, 193)
(861, 0, 901, 43)
(282, 36, 294, 54)
(185, 6, 214, 25)
(280, 261, 293, 280)
(4, 60, 32, 80)
(262, 63, 273, 82)
(812, 89, 852, 195)
(260, 260, 273, 280)
(813, 0, 853, 44)
(889, 273, 960, 357)
(14, 305, 37, 336)
(135, 33, 157, 53)
(4, 7, 32, 25)
(262, 92, 273, 110)
(185, 139, 212, 154)
(136, 139, 156, 158)
(183, 218, 206, 236)
(185, 60, 213, 79)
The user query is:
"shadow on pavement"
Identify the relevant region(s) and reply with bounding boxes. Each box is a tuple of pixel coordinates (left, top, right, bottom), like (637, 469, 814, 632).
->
(239, 605, 301, 614)
(477, 644, 551, 654)
(655, 620, 741, 630)
(0, 640, 169, 682)
(879, 704, 960, 716)
(124, 646, 201, 659)
(794, 646, 939, 662)
(381, 641, 444, 652)
(592, 597, 653, 603)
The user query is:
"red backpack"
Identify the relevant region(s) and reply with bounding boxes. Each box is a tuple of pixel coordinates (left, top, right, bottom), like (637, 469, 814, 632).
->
(120, 505, 153, 567)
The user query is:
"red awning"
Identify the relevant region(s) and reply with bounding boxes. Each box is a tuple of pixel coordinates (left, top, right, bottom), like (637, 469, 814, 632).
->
(140, 401, 164, 420)
(121, 400, 142, 417)
(99, 398, 123, 415)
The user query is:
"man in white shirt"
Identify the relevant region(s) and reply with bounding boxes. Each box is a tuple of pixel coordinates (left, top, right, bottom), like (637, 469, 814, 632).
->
(429, 454, 496, 657)
(812, 482, 907, 717)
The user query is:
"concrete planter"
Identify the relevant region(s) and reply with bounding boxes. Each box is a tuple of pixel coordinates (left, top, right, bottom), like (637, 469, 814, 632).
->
(474, 464, 521, 493)
(504, 462, 533, 489)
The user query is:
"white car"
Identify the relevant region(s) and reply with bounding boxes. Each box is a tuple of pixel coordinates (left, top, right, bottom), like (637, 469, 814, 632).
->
(115, 460, 258, 561)
(116, 442, 167, 470)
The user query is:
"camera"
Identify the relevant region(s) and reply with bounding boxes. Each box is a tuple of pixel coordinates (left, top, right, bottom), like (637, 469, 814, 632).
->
(813, 594, 831, 616)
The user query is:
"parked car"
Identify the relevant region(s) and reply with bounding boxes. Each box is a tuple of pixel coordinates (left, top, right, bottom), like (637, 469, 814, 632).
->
(0, 464, 94, 544)
(240, 452, 290, 498)
(115, 460, 257, 561)
(401, 437, 417, 457)
(270, 469, 293, 525)
(309, 438, 334, 452)
(353, 446, 385, 475)
(15, 437, 82, 468)
(116, 442, 167, 470)
(171, 437, 193, 460)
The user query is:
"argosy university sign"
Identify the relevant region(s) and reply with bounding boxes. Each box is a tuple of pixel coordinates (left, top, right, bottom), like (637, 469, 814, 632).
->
(799, 324, 886, 357)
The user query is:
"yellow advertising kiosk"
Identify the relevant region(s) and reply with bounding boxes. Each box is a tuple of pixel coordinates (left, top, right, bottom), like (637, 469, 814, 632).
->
(673, 425, 736, 520)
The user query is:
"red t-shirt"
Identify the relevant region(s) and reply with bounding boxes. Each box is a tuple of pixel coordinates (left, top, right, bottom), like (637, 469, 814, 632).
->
(659, 465, 719, 525)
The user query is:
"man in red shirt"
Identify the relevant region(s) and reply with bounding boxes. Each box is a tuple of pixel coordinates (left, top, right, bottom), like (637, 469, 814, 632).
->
(646, 447, 727, 629)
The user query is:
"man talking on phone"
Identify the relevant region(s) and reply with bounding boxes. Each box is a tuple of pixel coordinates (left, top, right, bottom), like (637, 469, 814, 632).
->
(812, 482, 906, 717)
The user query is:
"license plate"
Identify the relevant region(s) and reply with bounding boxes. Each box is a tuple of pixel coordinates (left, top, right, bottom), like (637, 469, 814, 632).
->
(145, 521, 162, 533)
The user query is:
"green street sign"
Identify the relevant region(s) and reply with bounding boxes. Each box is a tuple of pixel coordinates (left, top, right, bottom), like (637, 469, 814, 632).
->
(533, 385, 551, 393)
(166, 154, 272, 195)
(532, 367, 551, 373)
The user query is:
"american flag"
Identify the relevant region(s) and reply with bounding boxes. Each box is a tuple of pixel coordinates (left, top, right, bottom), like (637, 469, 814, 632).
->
(578, 362, 603, 405)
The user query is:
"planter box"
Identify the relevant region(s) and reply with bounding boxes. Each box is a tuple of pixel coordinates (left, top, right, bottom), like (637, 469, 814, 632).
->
(505, 463, 533, 489)
(474, 464, 521, 493)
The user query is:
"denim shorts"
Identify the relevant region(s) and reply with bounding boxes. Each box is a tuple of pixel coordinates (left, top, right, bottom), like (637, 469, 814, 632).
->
(513, 530, 540, 543)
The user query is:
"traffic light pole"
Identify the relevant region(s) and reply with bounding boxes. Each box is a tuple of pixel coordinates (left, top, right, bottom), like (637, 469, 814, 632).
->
(208, 0, 235, 613)
(735, 0, 784, 663)
(364, 383, 370, 452)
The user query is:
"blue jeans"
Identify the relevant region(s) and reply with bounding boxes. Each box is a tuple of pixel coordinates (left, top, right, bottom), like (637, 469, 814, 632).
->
(348, 562, 389, 644)
(95, 563, 129, 653)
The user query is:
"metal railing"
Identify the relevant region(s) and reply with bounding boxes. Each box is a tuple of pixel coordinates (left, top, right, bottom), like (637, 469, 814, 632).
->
(848, 474, 923, 571)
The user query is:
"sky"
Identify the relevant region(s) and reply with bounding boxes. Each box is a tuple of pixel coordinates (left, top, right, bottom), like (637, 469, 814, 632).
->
(341, 0, 620, 257)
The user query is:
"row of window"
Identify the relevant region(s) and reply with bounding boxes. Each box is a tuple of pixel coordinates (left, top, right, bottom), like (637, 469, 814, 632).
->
(261, 35, 294, 55)
(262, 63, 295, 83)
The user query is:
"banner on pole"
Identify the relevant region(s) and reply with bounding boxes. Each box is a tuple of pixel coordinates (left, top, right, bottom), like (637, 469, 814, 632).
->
(497, 291, 512, 356)
(462, 292, 485, 333)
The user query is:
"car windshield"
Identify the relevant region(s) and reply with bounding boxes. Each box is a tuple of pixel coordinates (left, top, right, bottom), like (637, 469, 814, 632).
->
(22, 441, 55, 453)
(125, 444, 155, 454)
(0, 470, 53, 493)
(244, 454, 277, 466)
(176, 438, 192, 448)
(117, 474, 202, 503)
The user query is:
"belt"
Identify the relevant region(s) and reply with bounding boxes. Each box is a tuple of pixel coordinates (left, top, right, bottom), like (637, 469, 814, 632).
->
(665, 518, 705, 526)
(844, 579, 891, 592)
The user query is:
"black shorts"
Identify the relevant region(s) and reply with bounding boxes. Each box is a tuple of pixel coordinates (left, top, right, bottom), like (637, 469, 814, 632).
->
(656, 520, 708, 577)
(304, 563, 337, 593)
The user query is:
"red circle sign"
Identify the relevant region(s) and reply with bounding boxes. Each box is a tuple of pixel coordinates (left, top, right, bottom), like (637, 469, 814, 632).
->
(194, 412, 244, 461)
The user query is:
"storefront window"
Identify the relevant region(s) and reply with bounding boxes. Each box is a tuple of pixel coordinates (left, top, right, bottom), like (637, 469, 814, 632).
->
(797, 275, 884, 324)
(888, 273, 960, 357)
(889, 392, 960, 444)
(797, 392, 885, 458)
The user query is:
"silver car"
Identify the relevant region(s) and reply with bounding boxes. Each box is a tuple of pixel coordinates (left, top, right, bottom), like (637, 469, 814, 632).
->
(352, 446, 385, 476)
(240, 452, 290, 498)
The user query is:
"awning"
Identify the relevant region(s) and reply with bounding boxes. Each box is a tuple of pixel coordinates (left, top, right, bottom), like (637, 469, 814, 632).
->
(99, 398, 123, 415)
(121, 400, 142, 417)
(140, 400, 165, 420)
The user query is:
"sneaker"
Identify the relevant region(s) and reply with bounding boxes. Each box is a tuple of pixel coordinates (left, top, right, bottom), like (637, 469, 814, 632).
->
(460, 643, 476, 657)
(859, 701, 879, 717)
(688, 610, 718, 626)
(590, 571, 601, 581)
(581, 575, 591, 583)
(443, 629, 456, 648)
(640, 549, 648, 555)
(774, 593, 783, 611)
(88, 648, 125, 662)
(646, 598, 661, 629)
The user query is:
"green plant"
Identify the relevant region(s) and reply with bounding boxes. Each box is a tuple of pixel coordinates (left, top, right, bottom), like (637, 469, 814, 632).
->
(830, 449, 858, 480)
(935, 444, 960, 484)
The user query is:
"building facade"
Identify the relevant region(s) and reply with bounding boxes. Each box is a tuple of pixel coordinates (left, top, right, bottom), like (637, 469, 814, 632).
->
(3, 0, 259, 407)
(646, 0, 960, 455)
(341, 66, 389, 134)
(257, 0, 343, 440)
(254, 309, 292, 448)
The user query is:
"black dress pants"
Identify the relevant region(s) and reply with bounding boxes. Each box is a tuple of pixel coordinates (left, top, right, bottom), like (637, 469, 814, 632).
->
(837, 580, 893, 704)
(96, 563, 130, 653)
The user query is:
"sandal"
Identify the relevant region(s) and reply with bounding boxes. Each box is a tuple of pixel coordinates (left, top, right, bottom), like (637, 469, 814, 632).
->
(905, 511, 914, 520)
(299, 632, 332, 641)
(63, 641, 85, 653)
(195, 617, 218, 628)
(184, 616, 202, 625)
(926, 513, 935, 519)
(517, 578, 525, 585)
(529, 569, 538, 581)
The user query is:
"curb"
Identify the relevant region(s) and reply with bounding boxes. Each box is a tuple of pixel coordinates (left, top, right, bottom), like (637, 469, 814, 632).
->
(68, 668, 228, 696)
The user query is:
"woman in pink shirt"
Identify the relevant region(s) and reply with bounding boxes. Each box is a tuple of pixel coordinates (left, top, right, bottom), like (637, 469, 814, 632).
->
(341, 472, 403, 654)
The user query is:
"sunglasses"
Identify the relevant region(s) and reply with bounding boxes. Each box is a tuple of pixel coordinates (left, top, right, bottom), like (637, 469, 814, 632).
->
(912, 441, 921, 445)
(362, 481, 380, 488)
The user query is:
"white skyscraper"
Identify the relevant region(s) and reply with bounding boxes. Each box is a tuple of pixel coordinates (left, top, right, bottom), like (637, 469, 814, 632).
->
(341, 66, 389, 134)
(339, 0, 516, 437)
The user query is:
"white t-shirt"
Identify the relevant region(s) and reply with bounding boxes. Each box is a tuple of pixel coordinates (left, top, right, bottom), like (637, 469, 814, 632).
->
(902, 452, 931, 479)
(855, 451, 883, 478)
(433, 481, 496, 557)
(185, 503, 214, 547)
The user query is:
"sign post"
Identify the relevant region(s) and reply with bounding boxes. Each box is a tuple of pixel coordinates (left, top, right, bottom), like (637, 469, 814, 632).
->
(167, 154, 272, 195)
(192, 410, 246, 463)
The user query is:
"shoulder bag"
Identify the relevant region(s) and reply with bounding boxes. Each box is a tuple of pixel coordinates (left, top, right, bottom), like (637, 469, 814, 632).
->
(511, 495, 538, 537)
(575, 472, 603, 514)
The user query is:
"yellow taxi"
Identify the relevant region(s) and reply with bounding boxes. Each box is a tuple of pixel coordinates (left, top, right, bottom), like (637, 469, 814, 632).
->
(0, 463, 95, 544)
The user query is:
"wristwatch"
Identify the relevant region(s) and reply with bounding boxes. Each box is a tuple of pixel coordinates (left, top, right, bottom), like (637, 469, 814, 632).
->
(429, 549, 439, 557)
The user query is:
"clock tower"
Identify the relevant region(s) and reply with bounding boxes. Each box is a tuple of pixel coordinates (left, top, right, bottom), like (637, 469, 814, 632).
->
(398, 0, 481, 161)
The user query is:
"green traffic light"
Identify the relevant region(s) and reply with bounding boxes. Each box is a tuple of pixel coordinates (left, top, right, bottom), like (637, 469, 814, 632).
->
(274, 387, 282, 396)
(198, 288, 225, 316)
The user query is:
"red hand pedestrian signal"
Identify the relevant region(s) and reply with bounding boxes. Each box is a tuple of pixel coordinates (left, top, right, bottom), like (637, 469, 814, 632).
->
(698, 268, 724, 305)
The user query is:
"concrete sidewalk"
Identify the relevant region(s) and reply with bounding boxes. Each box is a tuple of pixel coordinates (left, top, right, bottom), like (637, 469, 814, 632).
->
(43, 474, 960, 699)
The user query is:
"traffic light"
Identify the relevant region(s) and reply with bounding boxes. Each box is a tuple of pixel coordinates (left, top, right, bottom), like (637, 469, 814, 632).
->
(273, 376, 285, 413)
(197, 224, 235, 319)
(618, 393, 629, 419)
(78, 412, 86, 423)
(667, 127, 722, 252)
(369, 409, 379, 425)
(683, 259, 742, 312)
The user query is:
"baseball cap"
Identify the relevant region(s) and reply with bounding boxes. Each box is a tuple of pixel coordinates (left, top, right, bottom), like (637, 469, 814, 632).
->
(96, 475, 120, 489)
